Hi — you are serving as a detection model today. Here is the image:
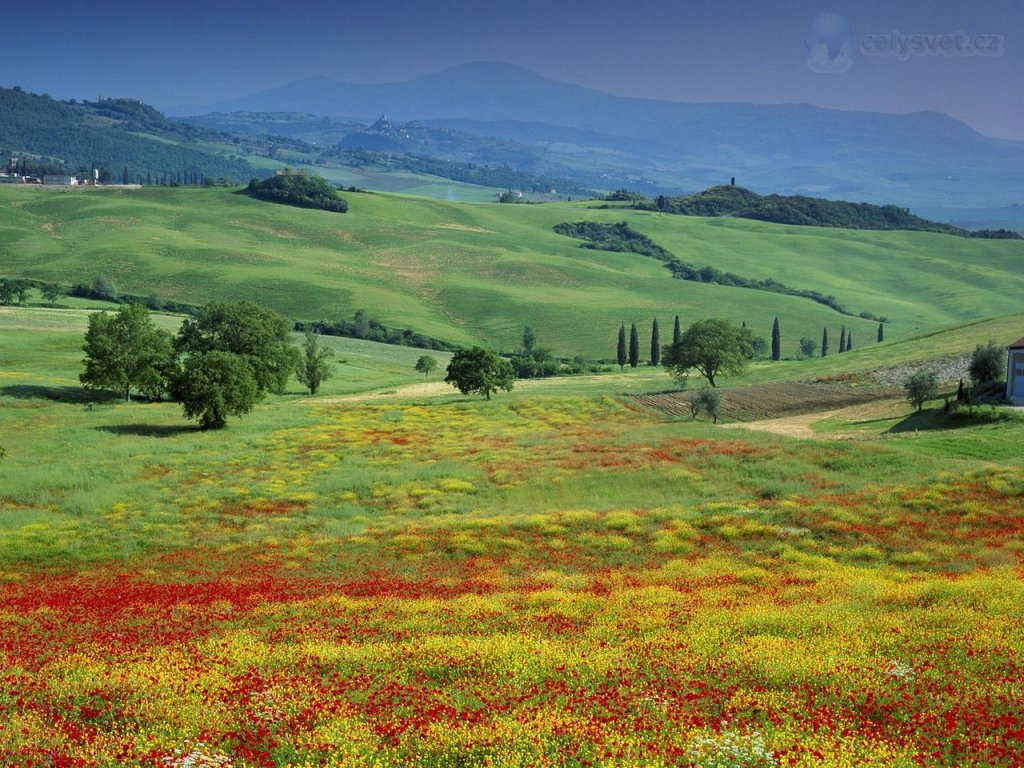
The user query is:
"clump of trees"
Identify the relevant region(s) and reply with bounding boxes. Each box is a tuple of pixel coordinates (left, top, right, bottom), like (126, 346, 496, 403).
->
(245, 172, 348, 213)
(510, 327, 559, 378)
(80, 300, 301, 429)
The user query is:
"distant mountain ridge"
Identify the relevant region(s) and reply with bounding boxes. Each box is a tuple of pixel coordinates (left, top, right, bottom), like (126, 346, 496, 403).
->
(171, 61, 1024, 223)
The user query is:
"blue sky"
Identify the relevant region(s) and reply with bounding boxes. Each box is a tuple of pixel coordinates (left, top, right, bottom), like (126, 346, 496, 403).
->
(2, 0, 1021, 139)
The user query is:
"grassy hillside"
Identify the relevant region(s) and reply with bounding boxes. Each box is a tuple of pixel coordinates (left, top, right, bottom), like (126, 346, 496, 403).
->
(1, 186, 1022, 358)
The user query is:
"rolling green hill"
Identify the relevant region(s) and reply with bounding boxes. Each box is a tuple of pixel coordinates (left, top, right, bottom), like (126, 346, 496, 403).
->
(1, 185, 1022, 358)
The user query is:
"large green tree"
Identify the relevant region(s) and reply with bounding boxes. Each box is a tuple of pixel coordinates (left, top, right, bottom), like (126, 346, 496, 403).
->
(663, 318, 754, 387)
(172, 351, 260, 429)
(80, 303, 175, 401)
(176, 301, 298, 395)
(444, 347, 515, 400)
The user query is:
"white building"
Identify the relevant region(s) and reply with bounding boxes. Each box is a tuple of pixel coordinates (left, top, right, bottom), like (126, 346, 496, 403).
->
(1007, 338, 1024, 405)
(43, 175, 78, 186)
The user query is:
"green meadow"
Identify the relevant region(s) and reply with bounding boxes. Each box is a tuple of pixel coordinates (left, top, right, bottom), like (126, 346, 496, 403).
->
(2, 186, 1022, 359)
(2, 196, 1024, 764)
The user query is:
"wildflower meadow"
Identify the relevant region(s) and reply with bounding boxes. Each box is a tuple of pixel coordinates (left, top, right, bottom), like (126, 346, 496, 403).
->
(2, 377, 1023, 768)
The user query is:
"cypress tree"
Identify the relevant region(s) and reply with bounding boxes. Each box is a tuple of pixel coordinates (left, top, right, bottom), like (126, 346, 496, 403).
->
(771, 317, 780, 361)
(821, 327, 829, 357)
(629, 323, 640, 368)
(650, 318, 661, 366)
(846, 333, 853, 351)
(877, 322, 884, 343)
(839, 326, 846, 353)
(617, 324, 627, 369)
(673, 315, 681, 346)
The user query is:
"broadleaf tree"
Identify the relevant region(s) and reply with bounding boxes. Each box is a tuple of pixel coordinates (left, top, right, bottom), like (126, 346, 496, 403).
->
(175, 301, 299, 395)
(80, 303, 176, 401)
(663, 318, 754, 388)
(444, 347, 515, 400)
(172, 351, 261, 429)
(296, 332, 335, 395)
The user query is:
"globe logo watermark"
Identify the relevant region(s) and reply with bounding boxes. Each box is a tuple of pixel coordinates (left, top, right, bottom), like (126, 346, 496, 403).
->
(805, 13, 1004, 73)
(804, 14, 856, 73)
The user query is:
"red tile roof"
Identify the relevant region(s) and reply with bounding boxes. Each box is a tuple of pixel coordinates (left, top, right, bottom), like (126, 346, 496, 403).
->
(1011, 337, 1024, 349)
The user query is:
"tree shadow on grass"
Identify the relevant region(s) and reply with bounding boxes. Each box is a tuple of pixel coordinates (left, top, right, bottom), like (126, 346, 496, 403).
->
(94, 423, 197, 438)
(0, 384, 121, 404)
(888, 406, 1012, 434)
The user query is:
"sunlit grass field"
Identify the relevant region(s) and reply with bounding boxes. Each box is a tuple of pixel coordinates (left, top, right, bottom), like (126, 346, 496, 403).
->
(1, 303, 1023, 766)
(2, 185, 1022, 358)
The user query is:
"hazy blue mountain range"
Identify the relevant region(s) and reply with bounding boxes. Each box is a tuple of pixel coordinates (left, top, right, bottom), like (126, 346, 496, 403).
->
(172, 62, 1024, 226)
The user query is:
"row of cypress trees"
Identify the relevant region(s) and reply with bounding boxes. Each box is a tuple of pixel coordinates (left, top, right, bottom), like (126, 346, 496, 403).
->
(617, 316, 886, 367)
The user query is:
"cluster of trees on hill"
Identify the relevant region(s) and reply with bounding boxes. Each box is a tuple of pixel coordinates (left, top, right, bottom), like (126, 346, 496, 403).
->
(0, 87, 255, 184)
(244, 172, 349, 212)
(618, 185, 1022, 239)
(555, 221, 865, 316)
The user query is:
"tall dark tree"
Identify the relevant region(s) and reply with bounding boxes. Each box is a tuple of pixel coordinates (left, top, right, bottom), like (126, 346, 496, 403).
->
(846, 333, 853, 351)
(877, 323, 884, 343)
(650, 318, 661, 366)
(771, 317, 781, 361)
(673, 315, 682, 346)
(821, 327, 829, 357)
(522, 326, 536, 353)
(617, 324, 627, 369)
(839, 326, 847, 353)
(628, 323, 640, 368)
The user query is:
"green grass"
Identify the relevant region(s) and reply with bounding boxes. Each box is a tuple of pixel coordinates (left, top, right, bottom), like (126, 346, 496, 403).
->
(1, 185, 1021, 361)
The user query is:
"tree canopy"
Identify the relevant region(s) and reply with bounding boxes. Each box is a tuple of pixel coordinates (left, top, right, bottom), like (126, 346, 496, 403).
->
(176, 301, 298, 395)
(296, 332, 335, 395)
(80, 303, 175, 401)
(172, 351, 261, 430)
(245, 173, 348, 213)
(968, 340, 1006, 385)
(663, 318, 753, 388)
(444, 347, 515, 400)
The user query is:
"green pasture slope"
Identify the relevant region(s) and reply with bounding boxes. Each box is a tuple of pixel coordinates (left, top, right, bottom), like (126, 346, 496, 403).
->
(1, 185, 1022, 358)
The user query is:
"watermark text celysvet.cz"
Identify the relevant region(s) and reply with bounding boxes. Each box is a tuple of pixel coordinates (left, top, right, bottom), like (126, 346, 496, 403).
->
(860, 30, 1004, 59)
(803, 14, 1004, 74)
